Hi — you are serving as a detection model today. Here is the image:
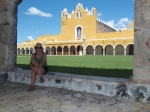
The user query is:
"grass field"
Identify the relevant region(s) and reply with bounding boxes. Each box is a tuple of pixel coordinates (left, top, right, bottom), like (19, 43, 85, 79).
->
(17, 55, 133, 79)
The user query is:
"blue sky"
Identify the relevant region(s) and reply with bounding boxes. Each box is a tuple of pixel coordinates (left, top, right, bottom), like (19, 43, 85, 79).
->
(17, 0, 134, 44)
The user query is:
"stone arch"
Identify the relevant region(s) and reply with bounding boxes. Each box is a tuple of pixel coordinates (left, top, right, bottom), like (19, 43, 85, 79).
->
(25, 47, 29, 54)
(126, 44, 134, 55)
(57, 46, 62, 55)
(95, 44, 103, 55)
(30, 47, 34, 54)
(51, 46, 56, 55)
(17, 48, 21, 54)
(86, 45, 94, 55)
(77, 45, 83, 55)
(21, 48, 25, 54)
(63, 46, 69, 55)
(70, 46, 76, 55)
(105, 44, 113, 55)
(115, 44, 124, 55)
(46, 46, 50, 55)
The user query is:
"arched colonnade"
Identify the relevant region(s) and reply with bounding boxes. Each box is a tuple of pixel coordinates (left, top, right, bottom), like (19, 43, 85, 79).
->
(17, 43, 134, 55)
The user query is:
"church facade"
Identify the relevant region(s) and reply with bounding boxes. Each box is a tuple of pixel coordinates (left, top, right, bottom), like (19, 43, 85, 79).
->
(17, 3, 134, 55)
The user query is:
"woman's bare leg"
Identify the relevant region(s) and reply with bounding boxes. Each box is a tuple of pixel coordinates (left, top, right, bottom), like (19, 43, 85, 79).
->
(37, 67, 45, 83)
(31, 71, 37, 86)
(28, 67, 38, 91)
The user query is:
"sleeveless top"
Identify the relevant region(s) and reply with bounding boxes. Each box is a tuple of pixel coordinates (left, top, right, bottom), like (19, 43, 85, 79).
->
(34, 52, 47, 66)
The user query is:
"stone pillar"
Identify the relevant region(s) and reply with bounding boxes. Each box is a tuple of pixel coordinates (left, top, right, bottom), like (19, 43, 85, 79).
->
(75, 48, 77, 55)
(62, 49, 64, 55)
(113, 49, 115, 55)
(50, 49, 51, 55)
(133, 0, 150, 81)
(68, 48, 70, 55)
(124, 49, 126, 55)
(103, 49, 105, 55)
(0, 0, 22, 71)
(93, 49, 95, 55)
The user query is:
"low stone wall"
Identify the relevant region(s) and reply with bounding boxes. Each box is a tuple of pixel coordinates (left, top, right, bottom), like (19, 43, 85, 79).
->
(0, 71, 8, 83)
(7, 70, 150, 103)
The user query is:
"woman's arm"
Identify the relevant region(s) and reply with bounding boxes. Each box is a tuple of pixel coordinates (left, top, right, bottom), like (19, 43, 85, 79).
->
(30, 54, 35, 68)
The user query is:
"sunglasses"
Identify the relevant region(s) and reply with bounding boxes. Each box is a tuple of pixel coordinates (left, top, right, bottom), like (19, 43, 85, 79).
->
(35, 46, 42, 49)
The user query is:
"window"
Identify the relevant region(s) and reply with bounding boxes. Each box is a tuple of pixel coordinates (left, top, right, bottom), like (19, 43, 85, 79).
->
(77, 27, 82, 38)
(76, 13, 78, 18)
(80, 12, 82, 18)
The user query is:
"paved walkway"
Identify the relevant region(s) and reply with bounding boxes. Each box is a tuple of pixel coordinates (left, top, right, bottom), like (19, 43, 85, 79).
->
(0, 81, 150, 112)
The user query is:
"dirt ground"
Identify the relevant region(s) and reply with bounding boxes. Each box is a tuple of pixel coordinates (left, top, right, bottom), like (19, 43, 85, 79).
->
(0, 81, 150, 112)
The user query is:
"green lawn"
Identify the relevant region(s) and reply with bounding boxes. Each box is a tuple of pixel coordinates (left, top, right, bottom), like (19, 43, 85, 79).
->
(17, 55, 133, 79)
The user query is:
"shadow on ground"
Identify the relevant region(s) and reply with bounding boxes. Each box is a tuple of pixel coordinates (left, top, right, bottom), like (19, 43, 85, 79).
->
(17, 64, 132, 79)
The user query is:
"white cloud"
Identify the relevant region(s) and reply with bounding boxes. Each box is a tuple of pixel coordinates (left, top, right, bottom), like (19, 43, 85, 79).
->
(116, 18, 129, 29)
(106, 18, 130, 30)
(25, 7, 52, 18)
(106, 20, 115, 28)
(97, 12, 102, 17)
(28, 36, 34, 40)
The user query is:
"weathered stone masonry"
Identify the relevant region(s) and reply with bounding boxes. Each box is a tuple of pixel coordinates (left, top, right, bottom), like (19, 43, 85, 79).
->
(0, 0, 22, 71)
(133, 0, 150, 82)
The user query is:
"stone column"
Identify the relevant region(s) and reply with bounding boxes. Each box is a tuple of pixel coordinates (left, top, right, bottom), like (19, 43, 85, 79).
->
(124, 49, 126, 55)
(75, 48, 77, 55)
(113, 49, 115, 55)
(133, 0, 150, 81)
(0, 0, 22, 71)
(68, 48, 70, 55)
(103, 49, 105, 55)
(93, 49, 95, 55)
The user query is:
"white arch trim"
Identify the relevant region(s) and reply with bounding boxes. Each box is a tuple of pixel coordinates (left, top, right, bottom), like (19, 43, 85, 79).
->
(94, 44, 103, 49)
(86, 44, 94, 49)
(103, 43, 114, 49)
(114, 43, 126, 49)
(125, 43, 134, 48)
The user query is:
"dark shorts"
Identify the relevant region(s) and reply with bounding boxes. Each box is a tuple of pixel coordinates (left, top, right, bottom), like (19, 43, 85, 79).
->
(42, 66, 48, 74)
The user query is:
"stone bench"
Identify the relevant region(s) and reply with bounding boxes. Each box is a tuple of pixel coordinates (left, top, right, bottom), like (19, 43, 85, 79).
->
(7, 69, 150, 103)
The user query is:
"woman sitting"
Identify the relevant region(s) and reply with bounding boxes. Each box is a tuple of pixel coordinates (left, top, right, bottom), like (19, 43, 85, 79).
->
(28, 43, 48, 91)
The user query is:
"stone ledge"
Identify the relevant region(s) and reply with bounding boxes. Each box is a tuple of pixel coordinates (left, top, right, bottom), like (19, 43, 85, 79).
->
(0, 71, 8, 83)
(7, 70, 150, 103)
(7, 70, 127, 96)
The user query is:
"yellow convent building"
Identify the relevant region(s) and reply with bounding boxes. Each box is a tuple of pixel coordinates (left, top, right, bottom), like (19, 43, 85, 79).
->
(17, 3, 134, 55)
